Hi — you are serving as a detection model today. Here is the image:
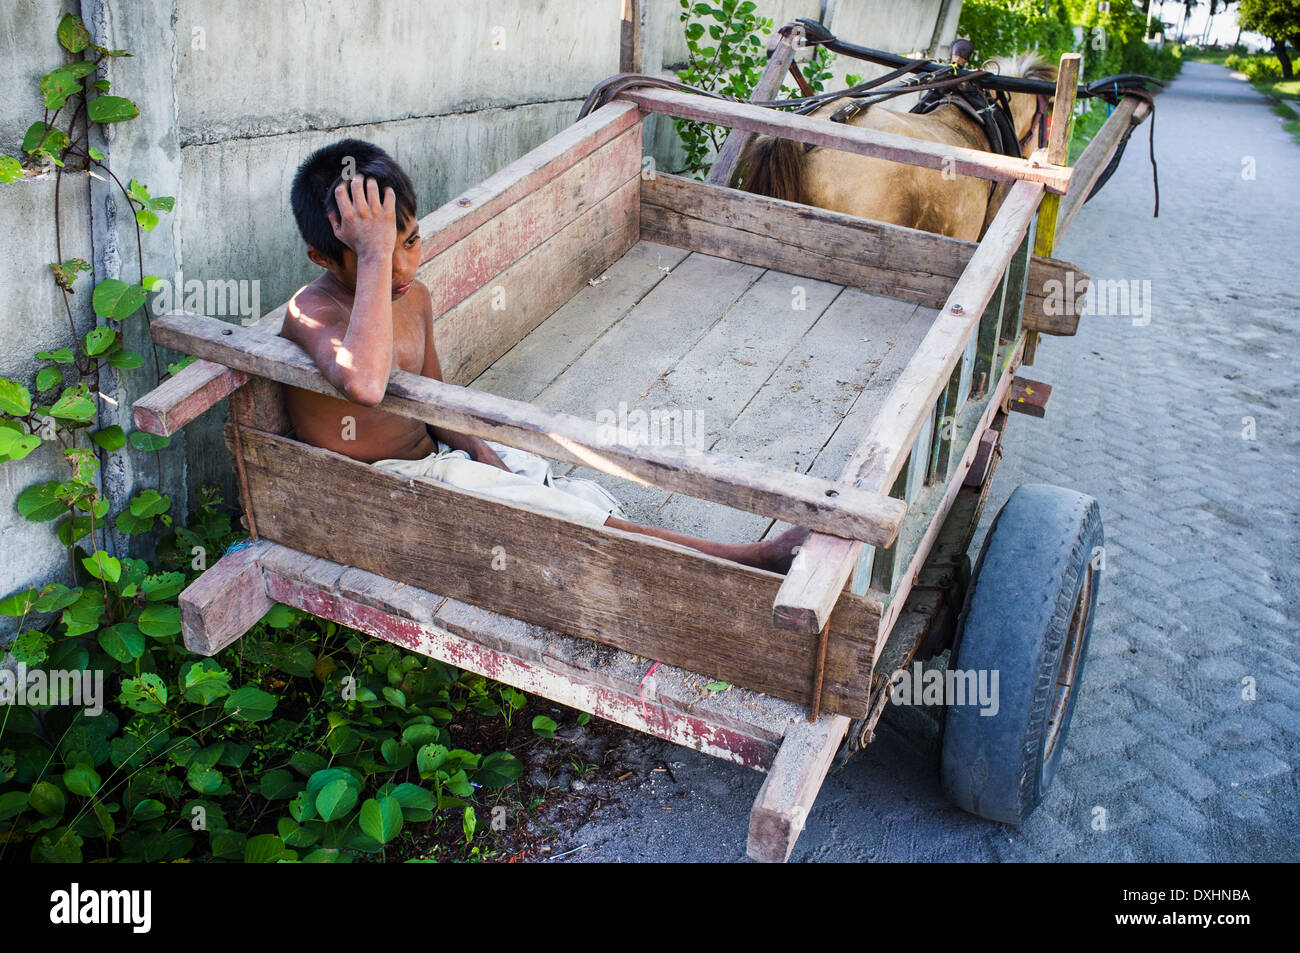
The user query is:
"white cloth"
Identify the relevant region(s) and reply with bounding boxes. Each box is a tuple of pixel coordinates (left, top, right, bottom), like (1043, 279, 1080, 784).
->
(372, 440, 624, 528)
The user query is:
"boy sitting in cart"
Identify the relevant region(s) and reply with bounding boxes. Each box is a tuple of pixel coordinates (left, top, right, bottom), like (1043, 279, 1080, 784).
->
(282, 139, 808, 574)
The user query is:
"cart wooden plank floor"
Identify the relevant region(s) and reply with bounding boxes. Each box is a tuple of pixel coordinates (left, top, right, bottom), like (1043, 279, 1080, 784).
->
(472, 240, 938, 544)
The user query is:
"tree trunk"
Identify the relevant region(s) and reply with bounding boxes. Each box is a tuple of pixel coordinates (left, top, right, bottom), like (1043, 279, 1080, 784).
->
(1274, 39, 1293, 80)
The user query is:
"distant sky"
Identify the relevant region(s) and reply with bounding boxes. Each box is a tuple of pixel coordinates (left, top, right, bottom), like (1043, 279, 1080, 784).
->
(1145, 1, 1270, 50)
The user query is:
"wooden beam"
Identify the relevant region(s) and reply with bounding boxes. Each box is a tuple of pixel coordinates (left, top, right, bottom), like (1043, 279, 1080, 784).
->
(235, 426, 880, 714)
(747, 714, 850, 862)
(620, 0, 642, 73)
(1008, 376, 1051, 418)
(706, 26, 801, 187)
(771, 179, 1045, 634)
(640, 173, 1086, 333)
(1024, 52, 1080, 365)
(178, 541, 275, 655)
(1054, 96, 1149, 246)
(619, 87, 1073, 193)
(148, 313, 906, 546)
(132, 359, 246, 436)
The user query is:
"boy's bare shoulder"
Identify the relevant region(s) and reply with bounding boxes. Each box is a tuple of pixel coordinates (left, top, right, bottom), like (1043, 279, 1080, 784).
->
(282, 279, 349, 345)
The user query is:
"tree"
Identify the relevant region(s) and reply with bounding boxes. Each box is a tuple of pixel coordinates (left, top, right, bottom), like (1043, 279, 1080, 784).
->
(1239, 0, 1300, 76)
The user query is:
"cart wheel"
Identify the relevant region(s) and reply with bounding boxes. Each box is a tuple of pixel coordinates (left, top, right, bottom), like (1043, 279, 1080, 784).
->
(939, 483, 1102, 825)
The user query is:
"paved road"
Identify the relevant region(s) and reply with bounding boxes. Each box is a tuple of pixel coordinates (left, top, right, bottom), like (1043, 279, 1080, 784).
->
(548, 61, 1300, 862)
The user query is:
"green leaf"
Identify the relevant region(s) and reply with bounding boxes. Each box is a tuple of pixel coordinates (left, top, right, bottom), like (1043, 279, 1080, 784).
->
(17, 482, 65, 522)
(22, 122, 70, 159)
(260, 603, 298, 629)
(705, 681, 730, 692)
(120, 674, 168, 714)
(416, 743, 449, 776)
(532, 714, 557, 738)
(475, 751, 523, 788)
(40, 67, 81, 110)
(359, 796, 403, 845)
(35, 367, 63, 392)
(86, 95, 139, 124)
(167, 355, 197, 376)
(0, 790, 30, 821)
(12, 630, 53, 665)
(223, 685, 276, 722)
(49, 386, 96, 424)
(141, 572, 185, 601)
(315, 778, 359, 822)
(244, 834, 286, 863)
(0, 377, 32, 416)
(115, 508, 153, 535)
(381, 738, 414, 770)
(58, 14, 92, 53)
(107, 349, 143, 369)
(0, 588, 37, 617)
(259, 770, 301, 800)
(90, 425, 125, 451)
(129, 488, 171, 518)
(180, 659, 232, 704)
(131, 798, 165, 821)
(462, 805, 476, 843)
(29, 781, 66, 817)
(81, 551, 121, 583)
(186, 762, 224, 795)
(92, 278, 148, 319)
(63, 764, 102, 797)
(33, 829, 83, 862)
(33, 583, 81, 613)
(0, 156, 21, 184)
(0, 431, 41, 461)
(98, 623, 146, 662)
(135, 208, 159, 231)
(128, 430, 170, 452)
(84, 325, 116, 356)
(36, 347, 75, 364)
(88, 146, 104, 160)
(138, 603, 181, 638)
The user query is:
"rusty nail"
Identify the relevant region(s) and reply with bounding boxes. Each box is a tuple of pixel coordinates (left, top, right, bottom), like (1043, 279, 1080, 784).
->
(950, 303, 964, 315)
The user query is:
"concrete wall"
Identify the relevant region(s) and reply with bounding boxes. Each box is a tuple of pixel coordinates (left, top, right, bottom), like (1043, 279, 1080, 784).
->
(0, 0, 959, 635)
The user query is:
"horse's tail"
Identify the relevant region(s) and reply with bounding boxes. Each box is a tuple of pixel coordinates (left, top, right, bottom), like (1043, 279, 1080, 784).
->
(733, 135, 806, 205)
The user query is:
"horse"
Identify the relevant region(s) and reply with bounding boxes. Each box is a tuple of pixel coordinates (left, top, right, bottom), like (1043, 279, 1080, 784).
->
(734, 53, 1057, 241)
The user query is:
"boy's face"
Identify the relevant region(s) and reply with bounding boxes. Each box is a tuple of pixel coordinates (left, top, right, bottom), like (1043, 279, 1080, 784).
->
(309, 215, 422, 299)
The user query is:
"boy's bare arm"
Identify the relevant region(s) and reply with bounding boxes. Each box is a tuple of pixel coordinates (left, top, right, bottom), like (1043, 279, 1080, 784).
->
(292, 176, 398, 407)
(416, 288, 509, 471)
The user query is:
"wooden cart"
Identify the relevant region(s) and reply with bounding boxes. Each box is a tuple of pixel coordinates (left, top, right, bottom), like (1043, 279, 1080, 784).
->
(132, 49, 1151, 862)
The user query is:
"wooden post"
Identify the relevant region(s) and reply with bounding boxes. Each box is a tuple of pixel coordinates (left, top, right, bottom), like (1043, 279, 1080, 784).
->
(1024, 52, 1080, 365)
(706, 24, 802, 187)
(620, 0, 642, 73)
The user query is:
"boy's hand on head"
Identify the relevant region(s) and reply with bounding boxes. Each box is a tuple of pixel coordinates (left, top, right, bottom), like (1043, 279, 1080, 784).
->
(329, 175, 397, 262)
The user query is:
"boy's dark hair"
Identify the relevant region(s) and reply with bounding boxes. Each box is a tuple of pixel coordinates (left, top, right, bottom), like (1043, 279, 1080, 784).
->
(290, 138, 417, 266)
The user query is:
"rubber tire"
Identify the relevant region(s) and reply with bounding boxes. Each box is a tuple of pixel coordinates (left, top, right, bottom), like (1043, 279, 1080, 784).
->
(939, 483, 1102, 825)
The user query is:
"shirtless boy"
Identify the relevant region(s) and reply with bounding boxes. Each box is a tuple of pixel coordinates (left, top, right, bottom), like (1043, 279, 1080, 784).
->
(283, 139, 807, 574)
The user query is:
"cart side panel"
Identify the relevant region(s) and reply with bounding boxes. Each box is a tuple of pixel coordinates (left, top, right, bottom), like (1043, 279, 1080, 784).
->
(421, 121, 644, 386)
(640, 173, 1083, 335)
(229, 424, 880, 715)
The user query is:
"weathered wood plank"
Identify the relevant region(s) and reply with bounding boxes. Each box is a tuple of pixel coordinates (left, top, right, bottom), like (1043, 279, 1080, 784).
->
(178, 541, 275, 655)
(229, 375, 291, 435)
(1009, 376, 1051, 417)
(133, 360, 247, 436)
(747, 713, 850, 863)
(640, 174, 1084, 333)
(417, 101, 641, 263)
(471, 242, 691, 403)
(421, 124, 643, 321)
(149, 312, 906, 545)
(771, 179, 1044, 633)
(620, 87, 1073, 192)
(235, 426, 880, 714)
(435, 178, 642, 386)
